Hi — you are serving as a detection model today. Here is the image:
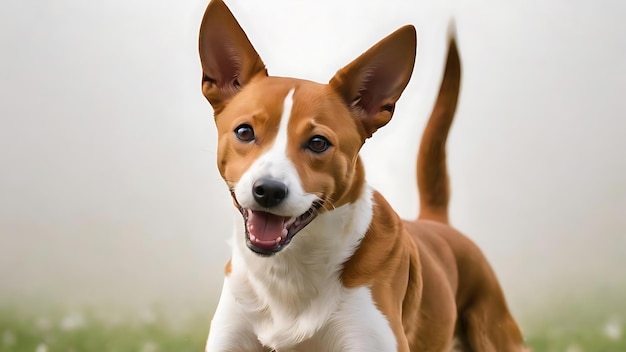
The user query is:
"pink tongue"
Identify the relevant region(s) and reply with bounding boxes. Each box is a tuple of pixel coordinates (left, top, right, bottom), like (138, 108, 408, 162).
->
(248, 211, 287, 243)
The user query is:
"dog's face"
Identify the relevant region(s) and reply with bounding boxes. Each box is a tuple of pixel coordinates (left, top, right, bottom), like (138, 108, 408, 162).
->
(213, 79, 364, 256)
(199, 0, 416, 256)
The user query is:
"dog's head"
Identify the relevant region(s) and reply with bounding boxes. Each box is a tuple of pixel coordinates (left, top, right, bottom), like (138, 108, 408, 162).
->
(199, 0, 416, 256)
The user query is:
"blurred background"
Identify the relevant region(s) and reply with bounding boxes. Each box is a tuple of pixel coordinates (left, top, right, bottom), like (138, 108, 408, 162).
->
(1, 0, 624, 351)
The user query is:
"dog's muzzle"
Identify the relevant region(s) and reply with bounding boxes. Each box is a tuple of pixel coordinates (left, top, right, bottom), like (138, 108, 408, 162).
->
(230, 189, 323, 256)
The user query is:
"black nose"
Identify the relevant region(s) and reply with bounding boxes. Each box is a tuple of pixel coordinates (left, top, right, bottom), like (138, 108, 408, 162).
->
(252, 178, 288, 208)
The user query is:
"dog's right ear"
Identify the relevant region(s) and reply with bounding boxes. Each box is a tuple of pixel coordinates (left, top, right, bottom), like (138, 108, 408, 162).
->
(198, 0, 267, 113)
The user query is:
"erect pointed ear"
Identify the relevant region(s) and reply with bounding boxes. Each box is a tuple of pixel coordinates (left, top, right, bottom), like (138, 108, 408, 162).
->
(329, 25, 416, 139)
(198, 0, 268, 113)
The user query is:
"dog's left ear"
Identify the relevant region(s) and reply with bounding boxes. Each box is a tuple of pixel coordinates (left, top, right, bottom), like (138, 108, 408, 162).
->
(330, 25, 416, 139)
(199, 0, 267, 113)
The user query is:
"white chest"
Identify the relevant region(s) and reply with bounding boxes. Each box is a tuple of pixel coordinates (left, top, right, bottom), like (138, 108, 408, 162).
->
(228, 272, 396, 352)
(207, 187, 396, 351)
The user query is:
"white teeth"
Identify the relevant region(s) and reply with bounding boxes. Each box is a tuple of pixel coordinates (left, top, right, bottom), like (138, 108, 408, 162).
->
(275, 236, 282, 244)
(285, 217, 296, 227)
(281, 229, 288, 236)
(249, 234, 256, 241)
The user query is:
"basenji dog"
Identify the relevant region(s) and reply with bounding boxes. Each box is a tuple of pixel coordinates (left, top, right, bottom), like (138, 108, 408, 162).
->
(198, 0, 527, 350)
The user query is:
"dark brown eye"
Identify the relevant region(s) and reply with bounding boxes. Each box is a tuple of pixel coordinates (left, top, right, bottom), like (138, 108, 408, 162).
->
(234, 124, 255, 142)
(307, 135, 331, 153)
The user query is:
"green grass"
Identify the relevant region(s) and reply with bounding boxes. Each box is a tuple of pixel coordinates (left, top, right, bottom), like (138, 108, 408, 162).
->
(525, 311, 626, 351)
(0, 306, 209, 352)
(521, 288, 626, 351)
(528, 332, 626, 352)
(0, 299, 624, 352)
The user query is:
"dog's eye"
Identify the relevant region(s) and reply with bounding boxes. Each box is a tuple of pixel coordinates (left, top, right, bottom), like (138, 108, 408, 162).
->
(307, 135, 331, 153)
(234, 124, 255, 142)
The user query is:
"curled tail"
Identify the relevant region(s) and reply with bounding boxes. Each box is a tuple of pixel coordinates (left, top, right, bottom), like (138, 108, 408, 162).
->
(417, 30, 461, 224)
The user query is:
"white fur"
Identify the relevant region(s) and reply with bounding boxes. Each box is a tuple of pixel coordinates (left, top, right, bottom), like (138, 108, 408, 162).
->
(205, 280, 266, 351)
(271, 89, 293, 156)
(234, 88, 317, 217)
(206, 186, 398, 351)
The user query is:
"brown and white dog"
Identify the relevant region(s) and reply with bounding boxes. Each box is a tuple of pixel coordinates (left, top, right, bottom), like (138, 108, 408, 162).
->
(199, 0, 526, 351)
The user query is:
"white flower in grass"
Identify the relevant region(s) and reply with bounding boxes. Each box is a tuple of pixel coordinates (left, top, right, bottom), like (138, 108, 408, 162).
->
(140, 341, 158, 352)
(35, 343, 48, 352)
(2, 330, 16, 346)
(603, 317, 622, 340)
(565, 344, 583, 352)
(60, 312, 86, 331)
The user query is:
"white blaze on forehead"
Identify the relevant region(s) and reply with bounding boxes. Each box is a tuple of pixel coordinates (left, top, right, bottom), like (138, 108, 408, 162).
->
(271, 88, 295, 153)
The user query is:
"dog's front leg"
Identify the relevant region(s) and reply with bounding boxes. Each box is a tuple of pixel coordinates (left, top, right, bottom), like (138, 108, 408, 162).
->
(205, 280, 266, 352)
(315, 287, 402, 352)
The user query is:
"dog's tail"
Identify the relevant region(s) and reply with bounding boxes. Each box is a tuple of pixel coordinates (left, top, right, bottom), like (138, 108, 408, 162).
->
(417, 28, 461, 224)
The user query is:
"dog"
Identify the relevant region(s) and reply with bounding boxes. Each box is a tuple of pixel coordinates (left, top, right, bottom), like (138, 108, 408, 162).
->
(198, 0, 526, 350)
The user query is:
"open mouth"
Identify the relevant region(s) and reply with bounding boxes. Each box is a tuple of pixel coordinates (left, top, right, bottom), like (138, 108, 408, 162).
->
(239, 201, 324, 256)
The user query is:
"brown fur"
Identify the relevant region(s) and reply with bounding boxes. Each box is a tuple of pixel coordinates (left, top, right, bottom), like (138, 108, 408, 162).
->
(417, 34, 461, 224)
(342, 33, 526, 351)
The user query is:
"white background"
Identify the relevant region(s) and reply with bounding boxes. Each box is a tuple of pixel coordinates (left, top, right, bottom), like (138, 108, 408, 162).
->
(1, 0, 624, 321)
